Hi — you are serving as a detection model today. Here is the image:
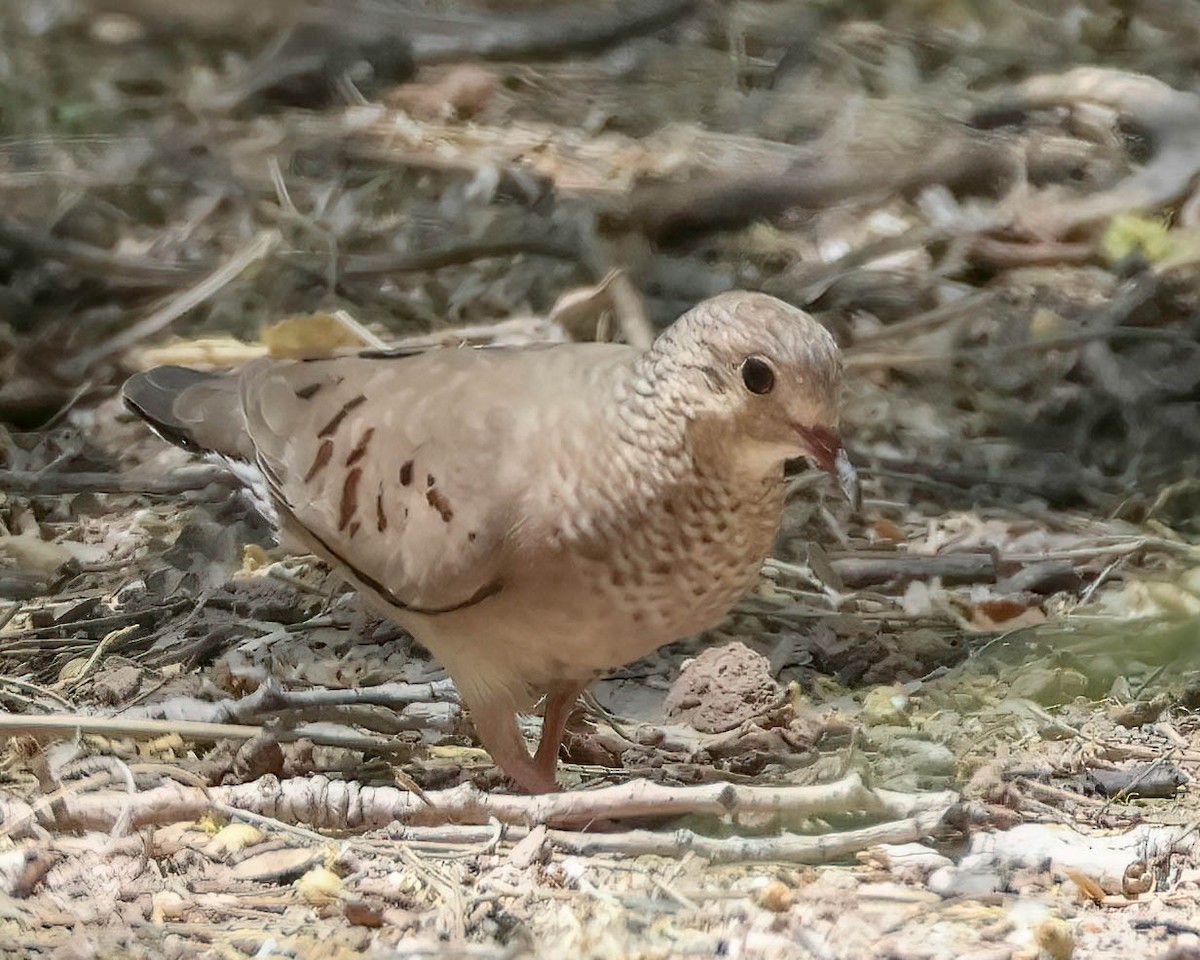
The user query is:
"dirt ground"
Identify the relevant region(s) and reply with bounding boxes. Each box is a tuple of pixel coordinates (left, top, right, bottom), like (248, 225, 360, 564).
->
(2, 1, 1200, 958)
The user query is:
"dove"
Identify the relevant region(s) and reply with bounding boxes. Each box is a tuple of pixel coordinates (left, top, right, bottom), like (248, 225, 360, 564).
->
(123, 291, 857, 793)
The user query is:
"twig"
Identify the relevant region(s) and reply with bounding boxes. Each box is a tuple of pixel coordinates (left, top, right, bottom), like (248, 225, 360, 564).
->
(995, 68, 1200, 236)
(0, 465, 230, 498)
(126, 678, 459, 728)
(0, 773, 957, 853)
(62, 230, 281, 378)
(409, 0, 697, 64)
(324, 228, 579, 277)
(0, 219, 199, 288)
(0, 711, 407, 754)
(851, 291, 993, 345)
(543, 810, 949, 864)
(830, 552, 997, 588)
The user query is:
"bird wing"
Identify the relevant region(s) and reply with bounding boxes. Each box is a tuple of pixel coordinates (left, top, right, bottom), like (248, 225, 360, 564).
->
(237, 343, 631, 615)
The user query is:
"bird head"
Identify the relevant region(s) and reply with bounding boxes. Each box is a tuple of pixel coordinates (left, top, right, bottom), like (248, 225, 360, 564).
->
(651, 292, 859, 506)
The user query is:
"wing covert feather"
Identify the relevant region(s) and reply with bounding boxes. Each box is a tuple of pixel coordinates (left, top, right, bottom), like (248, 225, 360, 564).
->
(235, 345, 630, 613)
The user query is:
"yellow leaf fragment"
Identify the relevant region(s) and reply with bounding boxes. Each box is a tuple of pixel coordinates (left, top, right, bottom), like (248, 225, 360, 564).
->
(1064, 869, 1105, 904)
(239, 543, 271, 575)
(263, 313, 370, 360)
(1101, 213, 1172, 264)
(296, 866, 344, 903)
(151, 890, 187, 924)
(134, 335, 265, 370)
(208, 823, 266, 857)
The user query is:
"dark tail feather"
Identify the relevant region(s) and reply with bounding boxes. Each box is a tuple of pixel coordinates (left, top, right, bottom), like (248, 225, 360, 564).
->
(123, 365, 253, 460)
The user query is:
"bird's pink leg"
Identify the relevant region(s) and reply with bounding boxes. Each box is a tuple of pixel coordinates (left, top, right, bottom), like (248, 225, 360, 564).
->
(533, 682, 589, 786)
(466, 694, 558, 794)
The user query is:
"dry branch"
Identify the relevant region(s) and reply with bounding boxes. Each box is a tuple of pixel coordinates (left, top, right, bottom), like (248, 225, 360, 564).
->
(0, 712, 408, 754)
(60, 230, 280, 379)
(408, 0, 696, 65)
(830, 552, 997, 588)
(994, 68, 1200, 235)
(0, 220, 200, 288)
(0, 465, 230, 498)
(0, 772, 957, 864)
(127, 678, 459, 732)
(543, 811, 948, 864)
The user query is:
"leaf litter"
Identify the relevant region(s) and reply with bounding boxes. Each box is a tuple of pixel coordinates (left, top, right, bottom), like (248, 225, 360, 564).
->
(1, 0, 1200, 957)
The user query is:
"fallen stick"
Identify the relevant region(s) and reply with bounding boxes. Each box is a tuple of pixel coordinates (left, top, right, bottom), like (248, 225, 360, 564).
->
(0, 712, 407, 754)
(958, 821, 1199, 894)
(0, 772, 958, 861)
(830, 552, 996, 587)
(220, 771, 955, 829)
(0, 219, 198, 288)
(408, 0, 696, 64)
(543, 810, 949, 864)
(0, 465, 230, 498)
(127, 678, 460, 733)
(987, 68, 1200, 236)
(60, 230, 280, 379)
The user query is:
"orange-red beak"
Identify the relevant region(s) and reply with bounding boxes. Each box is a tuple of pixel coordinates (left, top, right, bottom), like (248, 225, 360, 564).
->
(797, 425, 860, 509)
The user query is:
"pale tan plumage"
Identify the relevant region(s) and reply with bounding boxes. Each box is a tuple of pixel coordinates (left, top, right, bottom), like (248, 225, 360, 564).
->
(124, 291, 855, 792)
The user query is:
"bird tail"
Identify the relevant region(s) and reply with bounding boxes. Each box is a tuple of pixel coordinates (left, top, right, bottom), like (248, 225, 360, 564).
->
(122, 365, 255, 461)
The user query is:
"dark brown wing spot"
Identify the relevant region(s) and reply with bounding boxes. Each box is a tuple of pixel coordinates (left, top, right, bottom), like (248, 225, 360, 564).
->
(295, 382, 322, 400)
(339, 467, 362, 531)
(318, 394, 367, 438)
(467, 531, 477, 542)
(399, 460, 413, 486)
(426, 487, 453, 523)
(426, 473, 435, 488)
(345, 427, 375, 467)
(376, 487, 388, 532)
(348, 520, 361, 538)
(304, 439, 334, 482)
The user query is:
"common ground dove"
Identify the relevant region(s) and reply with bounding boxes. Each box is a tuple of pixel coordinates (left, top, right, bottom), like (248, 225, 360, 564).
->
(124, 291, 856, 792)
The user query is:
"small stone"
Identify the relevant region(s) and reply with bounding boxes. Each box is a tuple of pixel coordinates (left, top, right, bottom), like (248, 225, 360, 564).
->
(928, 864, 1004, 898)
(1034, 917, 1074, 960)
(861, 686, 910, 727)
(664, 642, 780, 734)
(890, 738, 956, 777)
(1108, 693, 1169, 727)
(754, 879, 793, 913)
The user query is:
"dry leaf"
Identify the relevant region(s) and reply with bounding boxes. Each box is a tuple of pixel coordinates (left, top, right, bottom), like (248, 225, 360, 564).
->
(546, 272, 618, 342)
(231, 846, 321, 882)
(1064, 869, 1105, 904)
(263, 313, 369, 360)
(151, 890, 187, 924)
(134, 335, 265, 370)
(343, 899, 385, 927)
(207, 823, 265, 858)
(238, 543, 271, 576)
(871, 518, 906, 543)
(0, 534, 73, 578)
(295, 866, 344, 903)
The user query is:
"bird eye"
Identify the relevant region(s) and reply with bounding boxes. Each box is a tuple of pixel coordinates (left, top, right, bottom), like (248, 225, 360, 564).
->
(740, 356, 775, 395)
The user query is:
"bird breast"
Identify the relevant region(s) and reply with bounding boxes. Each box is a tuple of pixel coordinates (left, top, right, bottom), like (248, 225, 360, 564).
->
(513, 441, 786, 676)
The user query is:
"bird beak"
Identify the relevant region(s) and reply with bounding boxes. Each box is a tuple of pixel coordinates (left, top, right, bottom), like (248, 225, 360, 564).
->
(796, 425, 861, 510)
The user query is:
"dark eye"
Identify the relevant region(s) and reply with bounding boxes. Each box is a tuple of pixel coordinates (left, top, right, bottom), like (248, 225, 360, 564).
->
(740, 356, 775, 395)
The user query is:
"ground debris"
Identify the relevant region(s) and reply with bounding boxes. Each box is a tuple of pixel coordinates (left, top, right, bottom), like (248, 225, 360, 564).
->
(1, 0, 1199, 956)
